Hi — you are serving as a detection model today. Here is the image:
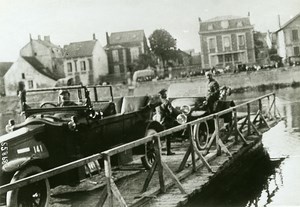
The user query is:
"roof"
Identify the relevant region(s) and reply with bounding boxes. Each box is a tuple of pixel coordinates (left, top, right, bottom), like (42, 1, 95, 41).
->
(23, 56, 60, 80)
(205, 15, 244, 22)
(109, 30, 145, 45)
(276, 12, 300, 32)
(36, 39, 61, 49)
(64, 40, 97, 58)
(200, 16, 252, 32)
(0, 62, 13, 77)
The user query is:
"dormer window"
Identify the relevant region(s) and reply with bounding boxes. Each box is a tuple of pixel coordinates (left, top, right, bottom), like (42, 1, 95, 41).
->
(208, 24, 213, 30)
(221, 20, 229, 29)
(237, 21, 243, 27)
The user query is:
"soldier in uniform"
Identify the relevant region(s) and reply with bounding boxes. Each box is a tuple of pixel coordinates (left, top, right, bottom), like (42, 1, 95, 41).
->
(204, 71, 220, 113)
(58, 90, 77, 107)
(155, 89, 180, 155)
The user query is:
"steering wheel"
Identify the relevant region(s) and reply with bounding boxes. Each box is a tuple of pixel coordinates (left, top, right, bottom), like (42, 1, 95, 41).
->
(40, 102, 58, 108)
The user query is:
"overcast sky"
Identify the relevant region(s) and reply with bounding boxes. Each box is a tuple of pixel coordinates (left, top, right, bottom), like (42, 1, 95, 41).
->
(0, 0, 299, 62)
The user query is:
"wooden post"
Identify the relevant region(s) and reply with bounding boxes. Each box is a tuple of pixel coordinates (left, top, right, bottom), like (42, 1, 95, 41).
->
(104, 154, 113, 207)
(189, 124, 196, 172)
(214, 115, 221, 156)
(273, 94, 276, 118)
(258, 99, 263, 127)
(233, 108, 238, 143)
(154, 136, 165, 193)
(247, 103, 251, 136)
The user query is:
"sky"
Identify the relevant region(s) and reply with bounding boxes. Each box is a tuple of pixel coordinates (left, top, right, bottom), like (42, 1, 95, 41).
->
(0, 0, 299, 62)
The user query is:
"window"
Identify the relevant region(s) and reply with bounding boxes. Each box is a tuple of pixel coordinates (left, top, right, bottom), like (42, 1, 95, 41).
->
(218, 55, 224, 63)
(80, 61, 86, 72)
(208, 24, 213, 30)
(112, 50, 119, 62)
(208, 37, 217, 53)
(21, 73, 25, 79)
(67, 62, 72, 73)
(28, 80, 34, 89)
(223, 36, 231, 52)
(237, 35, 245, 47)
(130, 47, 139, 61)
(237, 21, 243, 27)
(225, 54, 232, 63)
(294, 47, 300, 56)
(292, 30, 299, 41)
(113, 65, 121, 75)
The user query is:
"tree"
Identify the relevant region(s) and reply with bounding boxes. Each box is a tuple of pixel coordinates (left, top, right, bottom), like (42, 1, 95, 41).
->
(136, 53, 157, 71)
(148, 29, 177, 67)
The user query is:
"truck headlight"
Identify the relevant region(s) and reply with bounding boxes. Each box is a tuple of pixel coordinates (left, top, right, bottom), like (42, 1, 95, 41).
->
(68, 116, 78, 131)
(176, 114, 187, 125)
(180, 105, 191, 114)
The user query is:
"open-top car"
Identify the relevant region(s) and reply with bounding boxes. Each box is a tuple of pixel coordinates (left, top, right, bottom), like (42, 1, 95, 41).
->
(0, 85, 163, 207)
(166, 82, 235, 150)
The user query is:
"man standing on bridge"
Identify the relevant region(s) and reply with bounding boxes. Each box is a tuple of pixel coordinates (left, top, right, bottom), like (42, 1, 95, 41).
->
(155, 88, 179, 155)
(204, 71, 220, 113)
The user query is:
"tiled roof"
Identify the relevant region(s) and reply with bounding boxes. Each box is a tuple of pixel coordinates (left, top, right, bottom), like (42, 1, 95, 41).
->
(109, 30, 145, 45)
(23, 56, 60, 80)
(200, 16, 252, 32)
(276, 12, 300, 32)
(64, 40, 96, 58)
(0, 62, 13, 77)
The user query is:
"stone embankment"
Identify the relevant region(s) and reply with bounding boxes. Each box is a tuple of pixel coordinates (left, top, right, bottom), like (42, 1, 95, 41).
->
(1, 66, 300, 115)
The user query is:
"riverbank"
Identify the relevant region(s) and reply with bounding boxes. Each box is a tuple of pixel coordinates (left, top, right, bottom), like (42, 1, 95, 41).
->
(1, 66, 300, 115)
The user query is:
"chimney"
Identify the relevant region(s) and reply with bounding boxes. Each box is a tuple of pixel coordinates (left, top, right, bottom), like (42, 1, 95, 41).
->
(106, 32, 110, 45)
(44, 36, 50, 42)
(29, 33, 32, 41)
(198, 17, 202, 22)
(278, 14, 281, 29)
(248, 12, 250, 17)
(38, 35, 41, 40)
(93, 33, 96, 40)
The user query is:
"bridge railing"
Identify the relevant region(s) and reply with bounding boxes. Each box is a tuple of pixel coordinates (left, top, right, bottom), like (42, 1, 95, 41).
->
(0, 93, 280, 207)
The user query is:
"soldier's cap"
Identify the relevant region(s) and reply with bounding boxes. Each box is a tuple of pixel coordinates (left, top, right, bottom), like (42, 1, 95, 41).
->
(158, 88, 167, 95)
(59, 89, 70, 95)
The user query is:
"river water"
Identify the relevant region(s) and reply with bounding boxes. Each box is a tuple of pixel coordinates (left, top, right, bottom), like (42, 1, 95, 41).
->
(185, 87, 300, 207)
(1, 87, 300, 206)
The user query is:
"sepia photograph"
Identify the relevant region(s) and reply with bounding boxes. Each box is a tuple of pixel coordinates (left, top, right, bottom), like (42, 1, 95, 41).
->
(0, 0, 300, 206)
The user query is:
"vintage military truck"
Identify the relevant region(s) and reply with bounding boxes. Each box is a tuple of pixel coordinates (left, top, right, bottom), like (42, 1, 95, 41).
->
(0, 85, 163, 207)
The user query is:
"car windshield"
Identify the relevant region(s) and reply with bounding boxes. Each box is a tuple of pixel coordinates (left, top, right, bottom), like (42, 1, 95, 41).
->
(24, 85, 114, 109)
(25, 86, 86, 109)
(167, 82, 206, 98)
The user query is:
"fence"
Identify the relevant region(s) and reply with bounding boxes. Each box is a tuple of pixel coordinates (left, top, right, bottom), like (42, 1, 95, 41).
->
(0, 93, 281, 207)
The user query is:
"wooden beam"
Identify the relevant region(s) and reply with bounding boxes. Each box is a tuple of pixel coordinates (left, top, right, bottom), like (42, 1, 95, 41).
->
(104, 154, 113, 207)
(191, 138, 214, 173)
(96, 185, 108, 207)
(142, 160, 158, 192)
(217, 139, 232, 157)
(155, 137, 165, 193)
(178, 145, 191, 172)
(111, 178, 128, 207)
(161, 161, 187, 194)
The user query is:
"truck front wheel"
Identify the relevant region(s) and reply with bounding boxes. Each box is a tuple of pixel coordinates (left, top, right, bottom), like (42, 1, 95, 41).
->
(141, 129, 158, 170)
(6, 165, 50, 207)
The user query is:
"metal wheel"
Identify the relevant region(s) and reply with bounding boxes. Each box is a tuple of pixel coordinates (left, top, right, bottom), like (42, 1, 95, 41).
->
(193, 121, 209, 150)
(6, 165, 50, 207)
(141, 129, 157, 170)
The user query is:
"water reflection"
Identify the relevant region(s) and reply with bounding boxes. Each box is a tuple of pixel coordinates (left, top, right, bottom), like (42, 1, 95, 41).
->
(184, 146, 284, 207)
